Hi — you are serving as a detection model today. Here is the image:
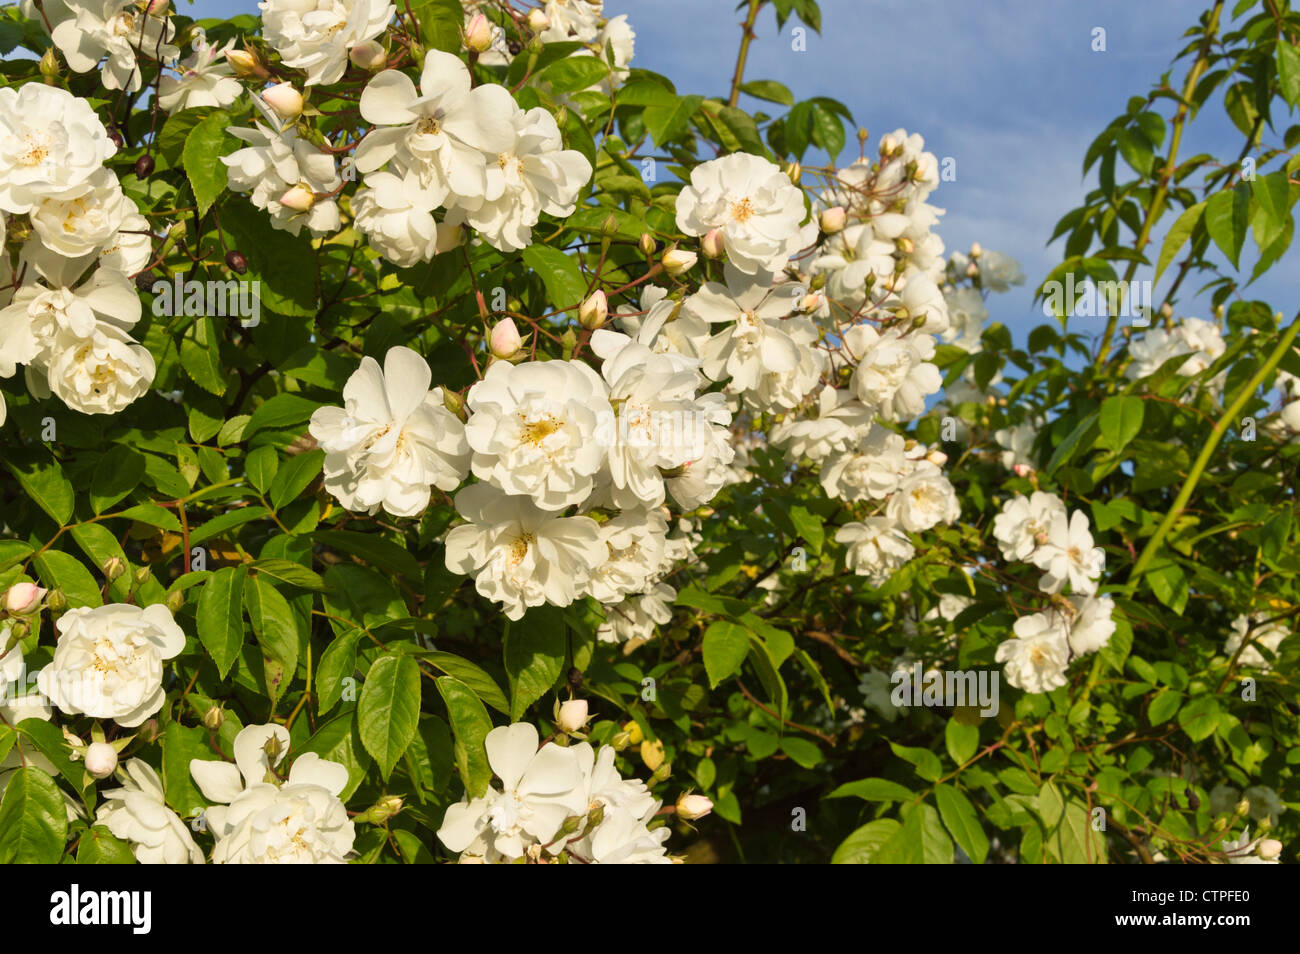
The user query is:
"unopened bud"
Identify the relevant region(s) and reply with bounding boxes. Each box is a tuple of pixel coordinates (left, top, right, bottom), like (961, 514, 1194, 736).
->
(1258, 838, 1283, 860)
(84, 742, 118, 779)
(527, 8, 550, 31)
(349, 38, 387, 71)
(138, 719, 161, 744)
(489, 318, 522, 358)
(925, 449, 948, 467)
(4, 582, 46, 615)
(969, 241, 982, 258)
(262, 82, 304, 121)
(819, 206, 846, 234)
(132, 566, 153, 587)
(1236, 798, 1251, 817)
(464, 13, 494, 52)
(145, 0, 169, 14)
(442, 388, 465, 418)
(701, 227, 724, 259)
(879, 133, 899, 157)
(358, 794, 404, 824)
(676, 793, 713, 820)
(202, 705, 224, 731)
(39, 48, 59, 80)
(45, 589, 67, 613)
(784, 160, 801, 184)
(279, 184, 316, 213)
(225, 48, 262, 77)
(896, 236, 914, 256)
(578, 291, 607, 331)
(103, 557, 126, 582)
(662, 249, 697, 277)
(164, 589, 185, 613)
(556, 699, 589, 734)
(639, 232, 656, 256)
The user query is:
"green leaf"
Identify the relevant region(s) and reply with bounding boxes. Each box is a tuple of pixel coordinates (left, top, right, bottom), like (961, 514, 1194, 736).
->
(702, 620, 751, 688)
(248, 558, 326, 591)
(1205, 185, 1250, 269)
(419, 651, 509, 715)
(315, 627, 363, 715)
(934, 783, 989, 864)
(739, 79, 794, 106)
(538, 55, 609, 93)
(4, 451, 74, 525)
(1278, 39, 1300, 107)
(436, 676, 494, 798)
(315, 528, 421, 581)
(183, 110, 234, 216)
(244, 573, 299, 672)
(831, 819, 900, 863)
(1037, 780, 1065, 828)
(0, 767, 67, 863)
(413, 0, 464, 52)
(76, 826, 136, 864)
(945, 718, 979, 765)
(643, 94, 703, 146)
(889, 742, 943, 782)
(197, 566, 245, 678)
(269, 449, 324, 509)
(826, 777, 913, 802)
(245, 393, 321, 438)
(1178, 696, 1221, 742)
(1154, 200, 1204, 282)
(521, 244, 587, 311)
(90, 445, 146, 514)
(357, 653, 422, 780)
(1148, 688, 1183, 726)
(188, 506, 271, 545)
(504, 607, 567, 721)
(180, 316, 227, 396)
(1098, 395, 1144, 451)
(33, 550, 102, 609)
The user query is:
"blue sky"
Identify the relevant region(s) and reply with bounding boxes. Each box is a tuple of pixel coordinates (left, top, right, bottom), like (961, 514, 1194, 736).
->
(183, 0, 1299, 343)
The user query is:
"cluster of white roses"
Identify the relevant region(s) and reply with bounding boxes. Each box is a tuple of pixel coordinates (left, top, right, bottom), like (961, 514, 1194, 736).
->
(1126, 316, 1226, 393)
(436, 721, 674, 863)
(24, 0, 179, 92)
(0, 84, 156, 424)
(990, 492, 1114, 692)
(96, 723, 354, 864)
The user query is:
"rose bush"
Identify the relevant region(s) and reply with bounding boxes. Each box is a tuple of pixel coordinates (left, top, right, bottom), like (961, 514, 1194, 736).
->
(0, 0, 1296, 864)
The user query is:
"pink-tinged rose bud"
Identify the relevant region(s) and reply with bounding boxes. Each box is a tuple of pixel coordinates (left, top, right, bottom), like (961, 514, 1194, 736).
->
(279, 184, 316, 212)
(819, 206, 846, 234)
(527, 8, 550, 31)
(676, 793, 713, 820)
(1012, 463, 1033, 478)
(969, 241, 982, 258)
(578, 290, 607, 330)
(145, 0, 169, 14)
(638, 232, 656, 256)
(557, 699, 589, 733)
(662, 249, 697, 277)
(489, 318, 522, 358)
(926, 450, 948, 467)
(965, 261, 980, 278)
(1033, 530, 1049, 546)
(262, 82, 303, 121)
(435, 221, 463, 254)
(349, 38, 387, 71)
(4, 582, 46, 615)
(464, 13, 493, 52)
(701, 227, 724, 259)
(84, 742, 118, 779)
(1258, 838, 1283, 860)
(225, 48, 264, 78)
(800, 292, 823, 313)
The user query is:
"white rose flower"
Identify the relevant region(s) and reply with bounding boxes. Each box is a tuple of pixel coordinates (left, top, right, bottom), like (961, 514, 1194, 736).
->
(886, 461, 960, 532)
(0, 630, 52, 723)
(975, 250, 1025, 291)
(52, 0, 179, 92)
(465, 104, 592, 251)
(1029, 509, 1104, 595)
(683, 265, 802, 392)
(1225, 613, 1290, 670)
(539, 0, 601, 42)
(771, 385, 874, 462)
(464, 358, 612, 510)
(158, 31, 242, 112)
(994, 418, 1040, 472)
(191, 724, 355, 863)
(809, 221, 897, 319)
(260, 0, 395, 86)
(97, 759, 205, 864)
(859, 668, 900, 721)
(350, 169, 446, 267)
(941, 286, 987, 352)
(820, 422, 908, 501)
(355, 52, 517, 207)
(38, 604, 185, 727)
(1064, 593, 1116, 655)
(436, 722, 587, 860)
(0, 84, 117, 214)
(663, 399, 735, 510)
(992, 491, 1065, 562)
(843, 323, 941, 422)
(996, 612, 1071, 693)
(309, 345, 470, 517)
(222, 121, 342, 236)
(747, 315, 825, 413)
(445, 483, 605, 621)
(675, 152, 811, 275)
(596, 583, 676, 645)
(890, 271, 949, 335)
(598, 285, 711, 367)
(586, 509, 668, 604)
(30, 167, 129, 258)
(43, 323, 156, 415)
(836, 517, 915, 584)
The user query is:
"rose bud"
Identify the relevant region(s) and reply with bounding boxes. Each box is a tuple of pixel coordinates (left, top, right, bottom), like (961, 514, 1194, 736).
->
(84, 742, 118, 780)
(527, 8, 550, 31)
(676, 793, 714, 820)
(701, 227, 724, 259)
(464, 13, 493, 52)
(262, 82, 303, 121)
(4, 582, 46, 615)
(819, 206, 847, 234)
(578, 290, 607, 330)
(349, 38, 387, 71)
(279, 184, 316, 212)
(489, 318, 522, 359)
(556, 699, 589, 734)
(662, 248, 698, 277)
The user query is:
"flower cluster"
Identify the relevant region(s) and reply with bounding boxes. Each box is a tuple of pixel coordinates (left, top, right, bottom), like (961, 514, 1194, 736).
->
(0, 84, 155, 423)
